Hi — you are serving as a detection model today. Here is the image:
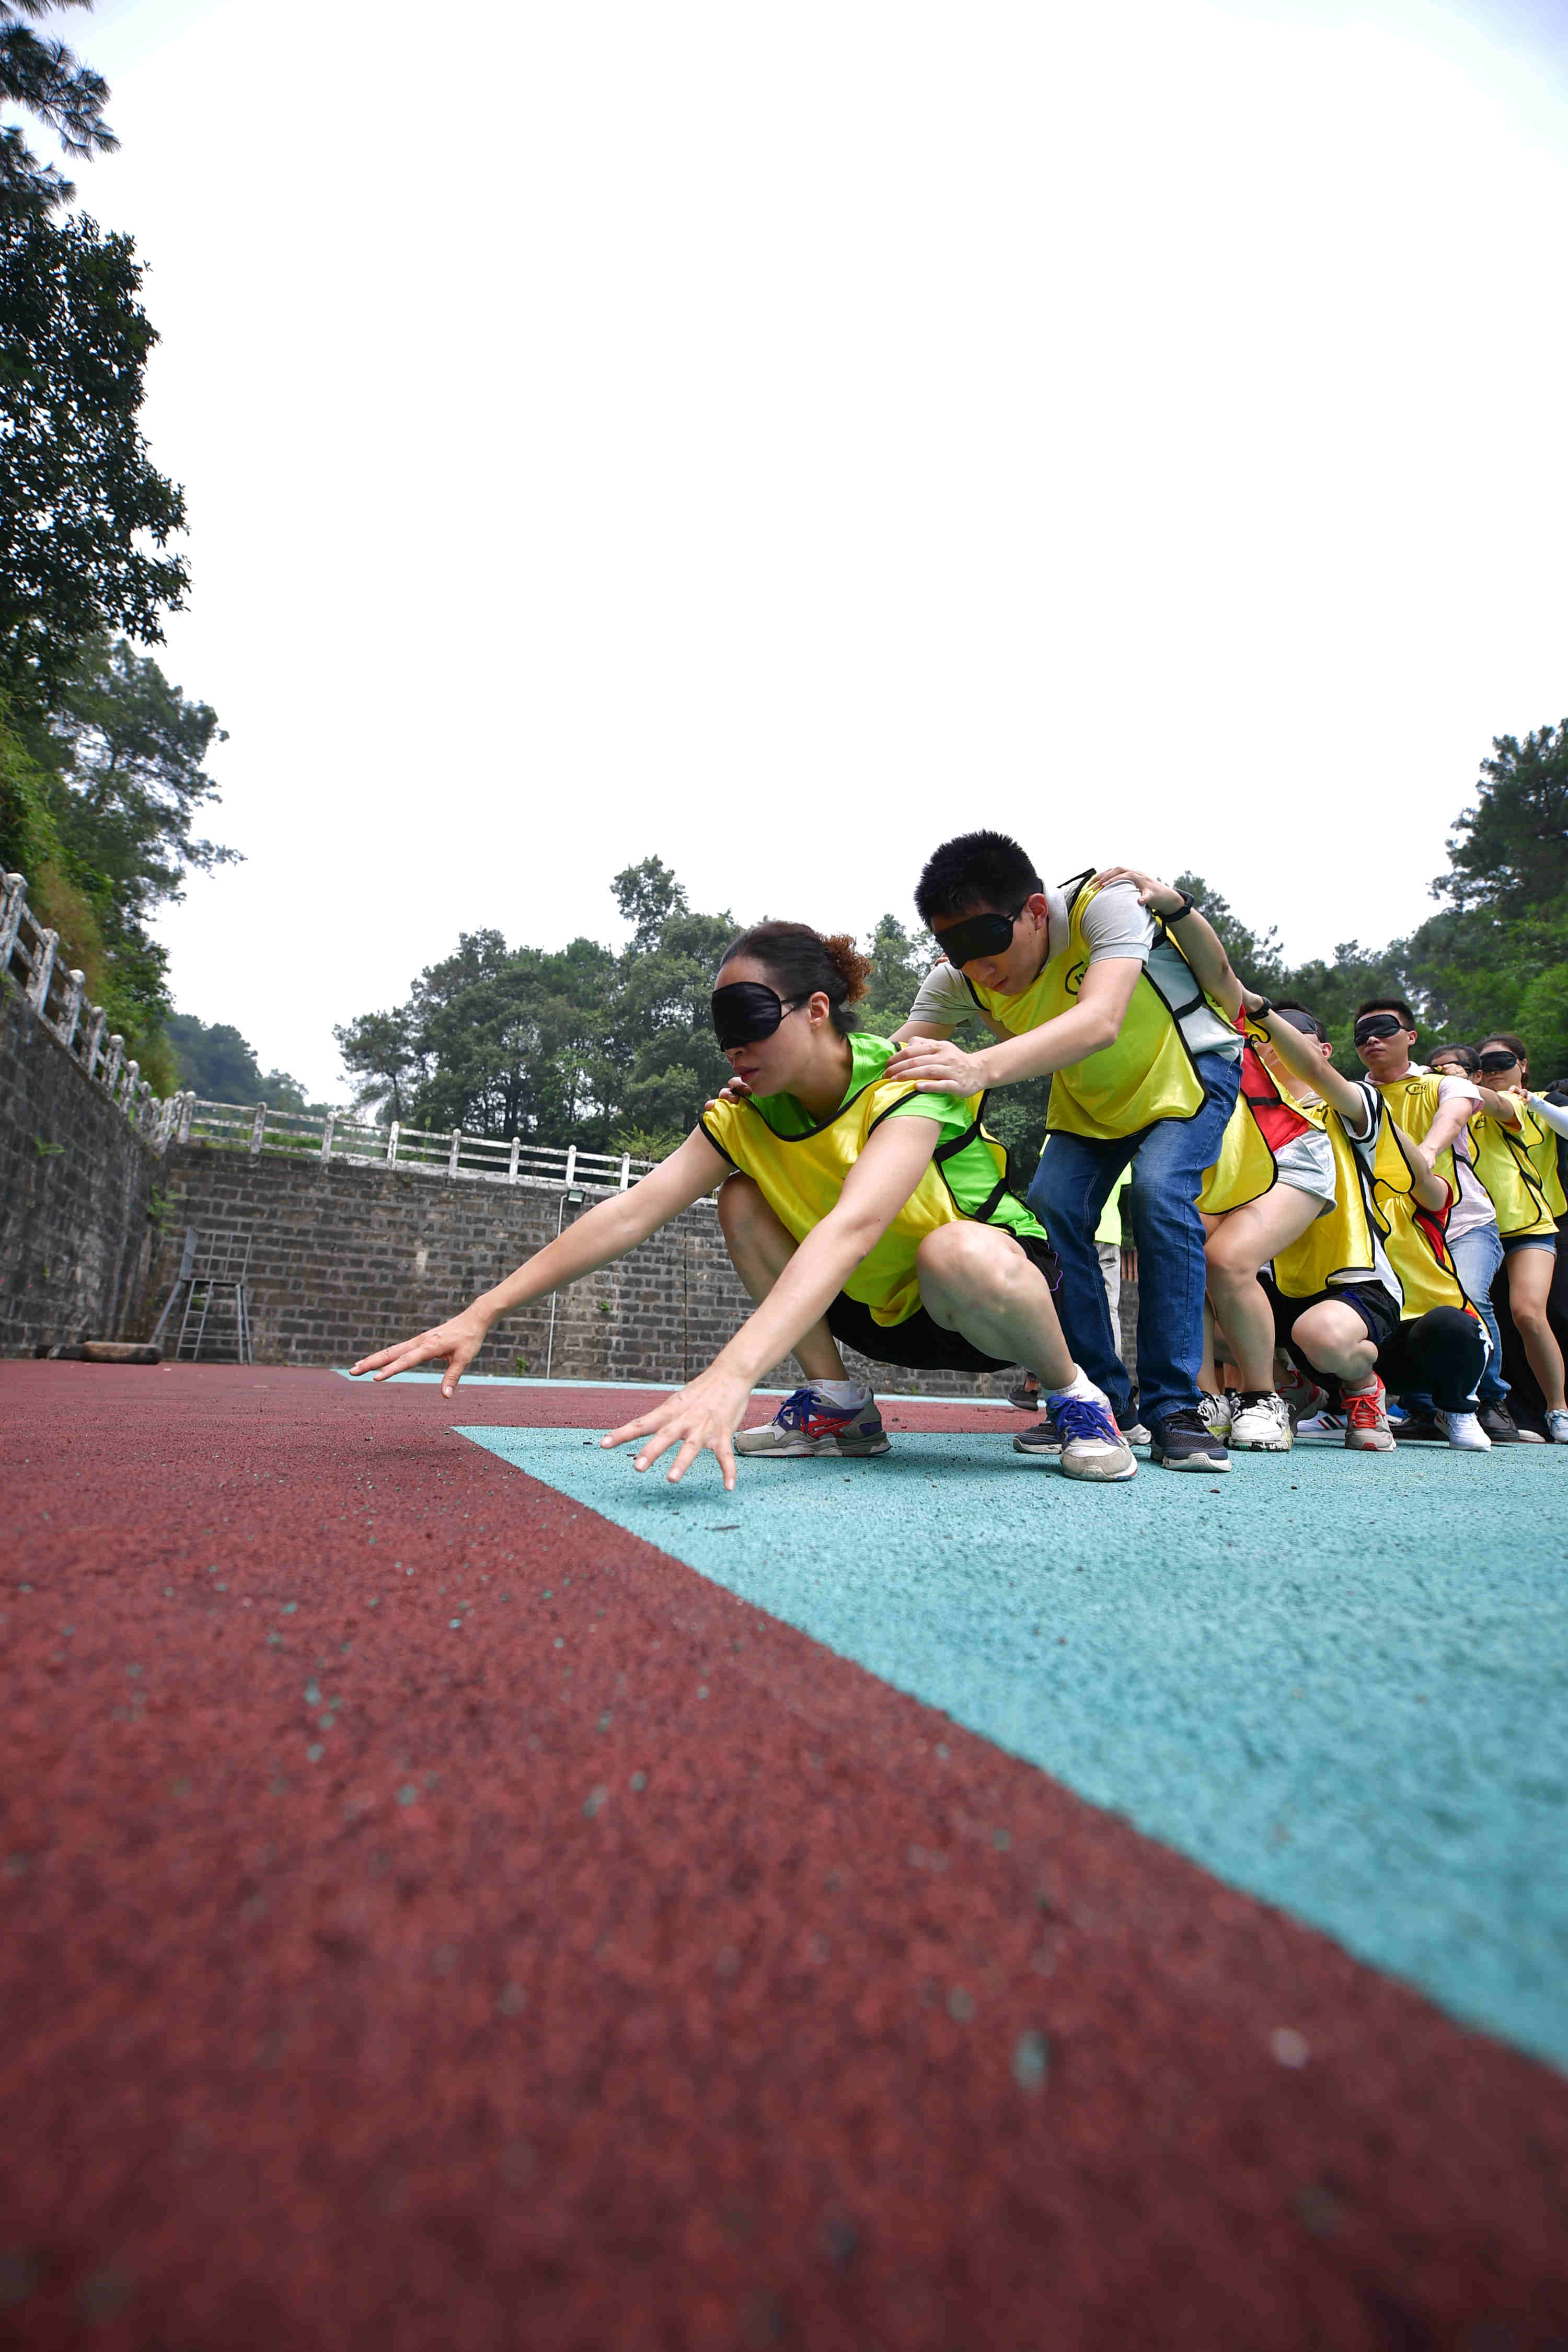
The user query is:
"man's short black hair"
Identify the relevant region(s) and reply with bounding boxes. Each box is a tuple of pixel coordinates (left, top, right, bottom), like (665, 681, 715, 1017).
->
(914, 831, 1044, 929)
(1274, 998, 1329, 1044)
(1355, 996, 1417, 1030)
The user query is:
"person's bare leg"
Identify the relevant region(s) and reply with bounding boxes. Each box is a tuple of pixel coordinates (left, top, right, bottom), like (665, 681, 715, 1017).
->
(715, 1174, 850, 1385)
(1203, 1187, 1324, 1389)
(1289, 1298, 1379, 1389)
(915, 1225, 1075, 1390)
(1505, 1247, 1567, 1411)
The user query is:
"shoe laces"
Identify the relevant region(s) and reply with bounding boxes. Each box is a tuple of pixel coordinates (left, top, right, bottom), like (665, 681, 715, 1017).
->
(776, 1385, 857, 1432)
(1053, 1394, 1121, 1446)
(1159, 1407, 1209, 1436)
(1344, 1383, 1386, 1428)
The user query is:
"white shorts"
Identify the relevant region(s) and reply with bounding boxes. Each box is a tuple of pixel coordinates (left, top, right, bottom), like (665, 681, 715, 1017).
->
(1273, 1127, 1337, 1215)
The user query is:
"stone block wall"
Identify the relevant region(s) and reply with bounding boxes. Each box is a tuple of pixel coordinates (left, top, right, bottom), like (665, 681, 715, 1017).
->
(130, 1144, 1032, 1398)
(0, 978, 162, 1355)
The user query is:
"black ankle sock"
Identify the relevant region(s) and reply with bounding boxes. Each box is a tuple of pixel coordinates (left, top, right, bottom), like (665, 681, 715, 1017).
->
(1236, 1389, 1275, 1408)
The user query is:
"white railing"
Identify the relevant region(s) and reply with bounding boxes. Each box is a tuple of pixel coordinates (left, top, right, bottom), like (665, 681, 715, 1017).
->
(1, 867, 182, 1144)
(174, 1097, 659, 1192)
(3, 868, 661, 1192)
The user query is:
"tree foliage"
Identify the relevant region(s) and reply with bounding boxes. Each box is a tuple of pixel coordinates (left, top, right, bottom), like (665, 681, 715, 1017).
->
(0, 637, 231, 1078)
(1, 2, 115, 223)
(1, 209, 189, 705)
(164, 1011, 314, 1111)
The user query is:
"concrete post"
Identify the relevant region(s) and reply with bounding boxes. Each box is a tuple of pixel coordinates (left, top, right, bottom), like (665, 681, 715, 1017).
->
(0, 872, 25, 965)
(508, 1135, 521, 1183)
(448, 1129, 462, 1179)
(59, 969, 85, 1051)
(83, 1005, 106, 1079)
(102, 1035, 124, 1095)
(249, 1101, 267, 1154)
(178, 1091, 194, 1143)
(27, 926, 57, 1012)
(386, 1120, 399, 1165)
(320, 1110, 336, 1163)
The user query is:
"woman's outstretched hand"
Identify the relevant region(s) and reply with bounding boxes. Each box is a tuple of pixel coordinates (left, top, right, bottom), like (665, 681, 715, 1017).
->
(350, 1309, 491, 1398)
(601, 1368, 751, 1491)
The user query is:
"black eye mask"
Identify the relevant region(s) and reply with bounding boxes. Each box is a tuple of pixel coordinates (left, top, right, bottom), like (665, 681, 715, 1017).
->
(1275, 1008, 1322, 1039)
(1353, 1014, 1405, 1046)
(932, 906, 1024, 967)
(1477, 1049, 1520, 1076)
(710, 982, 801, 1052)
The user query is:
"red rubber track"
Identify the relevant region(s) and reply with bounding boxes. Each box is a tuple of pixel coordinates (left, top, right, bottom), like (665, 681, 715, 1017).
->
(4, 1363, 1566, 2352)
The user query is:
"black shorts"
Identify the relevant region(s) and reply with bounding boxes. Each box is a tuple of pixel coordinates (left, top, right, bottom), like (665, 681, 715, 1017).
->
(1262, 1274, 1399, 1373)
(827, 1230, 1060, 1374)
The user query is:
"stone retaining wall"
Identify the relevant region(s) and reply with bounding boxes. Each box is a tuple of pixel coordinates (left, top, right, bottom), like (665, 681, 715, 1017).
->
(0, 978, 161, 1356)
(130, 1144, 1035, 1397)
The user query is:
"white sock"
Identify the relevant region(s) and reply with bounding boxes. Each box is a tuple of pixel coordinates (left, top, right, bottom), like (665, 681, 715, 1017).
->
(810, 1378, 870, 1408)
(1046, 1365, 1105, 1406)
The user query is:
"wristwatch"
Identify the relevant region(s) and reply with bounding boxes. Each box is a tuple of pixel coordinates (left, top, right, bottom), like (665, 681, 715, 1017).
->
(1249, 995, 1275, 1020)
(1166, 889, 1197, 921)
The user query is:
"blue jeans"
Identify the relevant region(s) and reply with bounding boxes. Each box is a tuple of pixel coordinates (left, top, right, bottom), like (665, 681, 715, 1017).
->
(1399, 1219, 1508, 1414)
(1028, 1050, 1242, 1428)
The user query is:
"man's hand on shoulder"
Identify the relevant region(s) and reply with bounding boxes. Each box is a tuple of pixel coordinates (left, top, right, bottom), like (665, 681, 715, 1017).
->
(1092, 865, 1183, 918)
(886, 1036, 989, 1093)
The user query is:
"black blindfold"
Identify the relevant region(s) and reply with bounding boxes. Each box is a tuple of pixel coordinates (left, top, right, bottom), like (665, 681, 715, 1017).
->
(1477, 1048, 1520, 1075)
(1353, 1014, 1405, 1045)
(932, 906, 1024, 967)
(711, 982, 800, 1052)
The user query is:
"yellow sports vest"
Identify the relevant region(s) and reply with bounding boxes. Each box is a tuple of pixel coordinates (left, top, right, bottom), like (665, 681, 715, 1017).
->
(1272, 1094, 1475, 1321)
(967, 874, 1240, 1142)
(699, 1059, 1022, 1329)
(1374, 1074, 1460, 1200)
(1198, 1041, 1315, 1215)
(1467, 1100, 1567, 1238)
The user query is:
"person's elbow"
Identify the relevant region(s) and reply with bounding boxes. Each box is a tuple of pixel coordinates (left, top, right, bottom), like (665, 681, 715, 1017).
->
(1078, 1008, 1125, 1055)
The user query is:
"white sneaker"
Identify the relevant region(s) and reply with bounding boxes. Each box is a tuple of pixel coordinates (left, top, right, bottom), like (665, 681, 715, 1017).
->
(1547, 1410, 1568, 1444)
(1294, 1407, 1346, 1440)
(1229, 1391, 1294, 1452)
(1197, 1391, 1233, 1441)
(1435, 1409, 1492, 1451)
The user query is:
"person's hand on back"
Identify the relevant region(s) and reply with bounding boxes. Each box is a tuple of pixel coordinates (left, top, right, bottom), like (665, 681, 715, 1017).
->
(1091, 866, 1184, 918)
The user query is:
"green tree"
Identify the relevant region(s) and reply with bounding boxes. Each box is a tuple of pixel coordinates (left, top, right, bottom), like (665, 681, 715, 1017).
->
(858, 911, 929, 1037)
(1439, 721, 1568, 917)
(1, 2, 115, 222)
(1, 209, 189, 705)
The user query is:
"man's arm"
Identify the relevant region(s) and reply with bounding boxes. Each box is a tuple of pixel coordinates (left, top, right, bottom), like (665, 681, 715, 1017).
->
(1238, 988, 1373, 1127)
(602, 1114, 946, 1489)
(351, 1127, 731, 1394)
(1397, 1125, 1452, 1215)
(1423, 1082, 1481, 1159)
(891, 955, 1143, 1092)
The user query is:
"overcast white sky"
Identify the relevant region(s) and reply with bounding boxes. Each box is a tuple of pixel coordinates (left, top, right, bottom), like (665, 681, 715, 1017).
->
(30, 0, 1568, 1098)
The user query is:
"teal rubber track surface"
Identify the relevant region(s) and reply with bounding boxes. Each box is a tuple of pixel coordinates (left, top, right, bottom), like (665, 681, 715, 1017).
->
(463, 1428, 1568, 2072)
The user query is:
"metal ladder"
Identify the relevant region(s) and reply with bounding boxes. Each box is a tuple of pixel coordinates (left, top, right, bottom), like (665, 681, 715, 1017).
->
(151, 1228, 255, 1364)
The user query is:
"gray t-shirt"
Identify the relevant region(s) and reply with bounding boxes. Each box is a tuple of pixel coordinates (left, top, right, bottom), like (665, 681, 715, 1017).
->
(907, 878, 1241, 1060)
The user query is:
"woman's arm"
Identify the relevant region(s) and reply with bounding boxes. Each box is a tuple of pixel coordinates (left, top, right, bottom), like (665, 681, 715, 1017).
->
(602, 1113, 946, 1489)
(350, 1127, 732, 1394)
(1530, 1091, 1568, 1140)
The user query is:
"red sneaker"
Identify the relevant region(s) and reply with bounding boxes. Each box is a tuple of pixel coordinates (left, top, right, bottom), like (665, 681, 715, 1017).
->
(1343, 1375, 1395, 1452)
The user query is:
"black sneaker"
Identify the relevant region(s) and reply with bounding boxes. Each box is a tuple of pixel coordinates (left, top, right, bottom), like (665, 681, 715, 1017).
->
(1149, 1406, 1232, 1472)
(1392, 1414, 1445, 1443)
(1476, 1403, 1521, 1444)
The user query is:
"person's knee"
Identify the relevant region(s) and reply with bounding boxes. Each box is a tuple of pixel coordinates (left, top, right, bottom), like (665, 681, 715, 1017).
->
(1511, 1295, 1549, 1336)
(716, 1172, 765, 1240)
(1204, 1225, 1256, 1284)
(916, 1221, 1005, 1301)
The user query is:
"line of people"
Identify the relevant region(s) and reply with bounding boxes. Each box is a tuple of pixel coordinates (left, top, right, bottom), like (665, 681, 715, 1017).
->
(352, 832, 1567, 1487)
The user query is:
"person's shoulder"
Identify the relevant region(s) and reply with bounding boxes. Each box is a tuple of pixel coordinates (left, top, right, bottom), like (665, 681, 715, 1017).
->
(1081, 880, 1155, 949)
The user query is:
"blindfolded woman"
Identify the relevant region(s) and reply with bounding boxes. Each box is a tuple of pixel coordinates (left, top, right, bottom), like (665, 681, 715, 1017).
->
(353, 922, 1135, 1489)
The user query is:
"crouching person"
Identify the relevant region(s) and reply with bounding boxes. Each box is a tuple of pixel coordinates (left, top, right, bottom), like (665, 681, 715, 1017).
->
(352, 922, 1135, 1489)
(1240, 988, 1490, 1450)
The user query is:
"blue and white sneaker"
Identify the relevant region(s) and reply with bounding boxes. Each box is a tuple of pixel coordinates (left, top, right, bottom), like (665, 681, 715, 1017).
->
(733, 1385, 890, 1458)
(1013, 1391, 1136, 1480)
